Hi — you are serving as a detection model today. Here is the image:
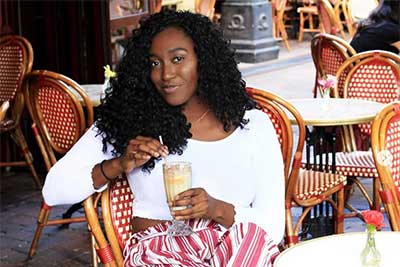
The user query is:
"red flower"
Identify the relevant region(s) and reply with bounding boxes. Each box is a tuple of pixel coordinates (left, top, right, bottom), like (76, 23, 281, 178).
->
(362, 210, 385, 230)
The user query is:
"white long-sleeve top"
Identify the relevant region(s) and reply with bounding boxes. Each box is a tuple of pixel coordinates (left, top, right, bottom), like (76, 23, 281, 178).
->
(43, 109, 285, 244)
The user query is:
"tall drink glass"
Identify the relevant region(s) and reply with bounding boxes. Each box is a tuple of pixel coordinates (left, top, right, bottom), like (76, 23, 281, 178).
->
(163, 161, 193, 236)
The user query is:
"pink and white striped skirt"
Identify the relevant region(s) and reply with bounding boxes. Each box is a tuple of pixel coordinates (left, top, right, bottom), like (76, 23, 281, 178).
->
(123, 219, 280, 267)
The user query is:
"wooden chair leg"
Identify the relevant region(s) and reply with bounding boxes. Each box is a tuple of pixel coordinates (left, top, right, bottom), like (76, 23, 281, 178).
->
(285, 206, 297, 247)
(309, 14, 314, 30)
(373, 178, 381, 211)
(278, 20, 291, 51)
(336, 187, 345, 234)
(298, 12, 304, 42)
(28, 203, 51, 258)
(90, 233, 99, 267)
(11, 126, 42, 188)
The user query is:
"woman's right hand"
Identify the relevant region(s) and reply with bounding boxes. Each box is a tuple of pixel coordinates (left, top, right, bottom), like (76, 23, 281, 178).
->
(118, 136, 169, 173)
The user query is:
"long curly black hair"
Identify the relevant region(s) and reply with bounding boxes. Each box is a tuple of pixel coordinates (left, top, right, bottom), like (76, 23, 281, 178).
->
(96, 10, 255, 172)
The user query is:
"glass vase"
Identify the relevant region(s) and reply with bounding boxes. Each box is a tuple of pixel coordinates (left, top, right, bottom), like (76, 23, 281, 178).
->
(360, 225, 381, 267)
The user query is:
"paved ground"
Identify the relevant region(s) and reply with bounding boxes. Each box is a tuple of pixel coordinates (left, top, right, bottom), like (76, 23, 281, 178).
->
(0, 37, 391, 267)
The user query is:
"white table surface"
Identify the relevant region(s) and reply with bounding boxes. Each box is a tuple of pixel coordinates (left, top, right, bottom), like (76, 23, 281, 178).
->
(287, 98, 385, 126)
(80, 84, 104, 107)
(275, 231, 400, 267)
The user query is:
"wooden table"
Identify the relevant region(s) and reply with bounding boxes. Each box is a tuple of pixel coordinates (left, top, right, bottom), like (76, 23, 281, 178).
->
(275, 231, 400, 267)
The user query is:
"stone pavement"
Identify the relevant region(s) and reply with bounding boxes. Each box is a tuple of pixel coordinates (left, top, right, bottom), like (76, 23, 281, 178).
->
(0, 37, 391, 267)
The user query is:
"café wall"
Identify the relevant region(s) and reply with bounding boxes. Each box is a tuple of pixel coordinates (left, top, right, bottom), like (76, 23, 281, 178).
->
(1, 0, 111, 84)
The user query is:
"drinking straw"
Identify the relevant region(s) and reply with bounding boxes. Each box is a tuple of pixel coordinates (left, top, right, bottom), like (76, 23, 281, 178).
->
(159, 135, 167, 163)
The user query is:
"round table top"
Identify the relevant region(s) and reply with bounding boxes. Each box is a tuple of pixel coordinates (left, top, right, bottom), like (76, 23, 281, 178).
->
(274, 231, 400, 267)
(80, 84, 103, 107)
(287, 98, 385, 126)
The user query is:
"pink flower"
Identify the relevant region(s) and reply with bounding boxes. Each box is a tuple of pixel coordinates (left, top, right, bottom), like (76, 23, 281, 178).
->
(362, 210, 385, 230)
(318, 74, 337, 90)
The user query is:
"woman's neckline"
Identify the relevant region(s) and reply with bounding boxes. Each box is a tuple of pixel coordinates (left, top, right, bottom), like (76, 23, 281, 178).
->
(189, 125, 240, 144)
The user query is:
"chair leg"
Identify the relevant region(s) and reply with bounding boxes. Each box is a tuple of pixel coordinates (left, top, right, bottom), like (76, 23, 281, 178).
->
(278, 20, 291, 51)
(11, 126, 42, 188)
(28, 203, 51, 258)
(336, 187, 345, 234)
(285, 206, 297, 247)
(372, 178, 381, 211)
(90, 233, 99, 267)
(298, 12, 304, 42)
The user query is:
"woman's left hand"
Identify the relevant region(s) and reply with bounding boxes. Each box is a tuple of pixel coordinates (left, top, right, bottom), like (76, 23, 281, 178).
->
(170, 188, 235, 228)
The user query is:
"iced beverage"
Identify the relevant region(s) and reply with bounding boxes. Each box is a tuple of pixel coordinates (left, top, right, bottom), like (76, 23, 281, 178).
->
(163, 162, 192, 211)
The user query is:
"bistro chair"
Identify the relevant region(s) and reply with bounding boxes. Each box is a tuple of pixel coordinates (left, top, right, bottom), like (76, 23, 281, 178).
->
(272, 0, 292, 51)
(309, 51, 400, 217)
(331, 0, 355, 37)
(84, 176, 133, 267)
(22, 70, 94, 258)
(310, 33, 356, 98)
(0, 35, 41, 188)
(371, 102, 400, 231)
(246, 88, 346, 247)
(195, 0, 217, 20)
(317, 0, 346, 40)
(297, 0, 320, 42)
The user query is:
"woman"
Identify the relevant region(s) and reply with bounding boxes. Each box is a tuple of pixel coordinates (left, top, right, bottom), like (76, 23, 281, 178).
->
(350, 0, 400, 54)
(43, 11, 285, 266)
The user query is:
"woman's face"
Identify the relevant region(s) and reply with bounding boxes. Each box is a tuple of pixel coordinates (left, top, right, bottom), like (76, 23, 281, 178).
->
(149, 27, 199, 107)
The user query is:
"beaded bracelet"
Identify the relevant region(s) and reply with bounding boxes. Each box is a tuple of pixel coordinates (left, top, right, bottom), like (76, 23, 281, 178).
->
(100, 159, 115, 181)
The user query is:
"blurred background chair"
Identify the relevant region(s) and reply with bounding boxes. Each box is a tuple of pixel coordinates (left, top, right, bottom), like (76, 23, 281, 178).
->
(297, 0, 320, 42)
(310, 33, 356, 98)
(0, 35, 41, 188)
(317, 0, 346, 39)
(246, 87, 346, 247)
(371, 101, 400, 231)
(195, 0, 217, 21)
(331, 0, 355, 37)
(272, 0, 292, 51)
(23, 70, 94, 258)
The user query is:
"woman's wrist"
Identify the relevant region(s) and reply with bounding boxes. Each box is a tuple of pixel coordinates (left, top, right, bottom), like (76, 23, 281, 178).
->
(92, 158, 124, 189)
(212, 200, 235, 228)
(100, 160, 114, 181)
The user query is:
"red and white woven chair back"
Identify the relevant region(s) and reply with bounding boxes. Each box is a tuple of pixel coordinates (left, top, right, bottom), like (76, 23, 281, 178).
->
(371, 102, 400, 230)
(0, 35, 33, 103)
(23, 70, 93, 155)
(344, 52, 400, 135)
(311, 34, 355, 98)
(384, 110, 400, 194)
(109, 178, 134, 249)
